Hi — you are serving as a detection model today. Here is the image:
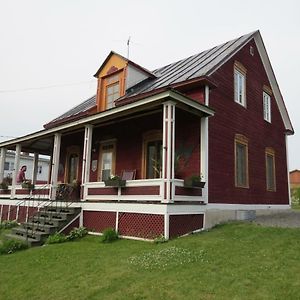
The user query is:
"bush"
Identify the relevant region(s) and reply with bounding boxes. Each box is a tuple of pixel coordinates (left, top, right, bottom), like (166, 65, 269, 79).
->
(153, 235, 167, 244)
(0, 239, 28, 255)
(45, 232, 67, 244)
(101, 228, 118, 243)
(0, 220, 18, 230)
(66, 227, 88, 241)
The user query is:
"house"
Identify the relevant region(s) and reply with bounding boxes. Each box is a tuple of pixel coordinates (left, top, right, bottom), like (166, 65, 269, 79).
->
(3, 151, 50, 184)
(0, 30, 294, 240)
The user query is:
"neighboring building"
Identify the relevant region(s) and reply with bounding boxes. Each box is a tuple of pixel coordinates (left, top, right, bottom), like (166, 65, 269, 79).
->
(290, 170, 300, 190)
(0, 30, 294, 239)
(3, 152, 50, 183)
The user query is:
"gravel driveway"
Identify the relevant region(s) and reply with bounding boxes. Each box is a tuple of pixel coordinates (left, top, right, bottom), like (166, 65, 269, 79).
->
(253, 210, 300, 228)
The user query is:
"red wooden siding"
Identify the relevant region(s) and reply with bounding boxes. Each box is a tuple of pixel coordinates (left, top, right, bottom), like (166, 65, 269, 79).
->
(121, 186, 160, 195)
(185, 87, 205, 104)
(175, 186, 202, 196)
(61, 218, 80, 235)
(118, 212, 164, 239)
(169, 214, 203, 238)
(83, 211, 116, 232)
(208, 39, 289, 205)
(88, 188, 118, 196)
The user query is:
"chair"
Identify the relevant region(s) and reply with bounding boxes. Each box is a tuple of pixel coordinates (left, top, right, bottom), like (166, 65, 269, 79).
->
(121, 170, 136, 180)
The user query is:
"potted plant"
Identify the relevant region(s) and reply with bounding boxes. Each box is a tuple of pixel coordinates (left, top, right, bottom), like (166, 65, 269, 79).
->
(21, 180, 35, 191)
(104, 175, 126, 187)
(184, 175, 205, 188)
(0, 181, 9, 191)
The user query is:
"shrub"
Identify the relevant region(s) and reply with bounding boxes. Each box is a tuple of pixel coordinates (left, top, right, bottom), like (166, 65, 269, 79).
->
(66, 227, 88, 241)
(0, 220, 18, 230)
(101, 228, 118, 243)
(45, 232, 67, 244)
(153, 234, 167, 244)
(0, 239, 28, 255)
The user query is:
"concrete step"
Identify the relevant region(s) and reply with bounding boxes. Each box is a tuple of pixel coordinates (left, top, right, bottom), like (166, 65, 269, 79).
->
(5, 233, 42, 247)
(30, 216, 65, 227)
(42, 206, 80, 214)
(35, 211, 69, 221)
(21, 222, 57, 234)
(11, 227, 48, 241)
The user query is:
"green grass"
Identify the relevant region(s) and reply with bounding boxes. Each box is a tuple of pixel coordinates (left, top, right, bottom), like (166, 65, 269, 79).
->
(1, 222, 300, 299)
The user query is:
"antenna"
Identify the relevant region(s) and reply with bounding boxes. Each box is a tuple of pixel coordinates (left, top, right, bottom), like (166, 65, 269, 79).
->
(127, 36, 131, 59)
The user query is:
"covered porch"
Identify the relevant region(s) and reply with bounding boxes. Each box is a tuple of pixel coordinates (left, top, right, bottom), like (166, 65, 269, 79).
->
(0, 89, 214, 205)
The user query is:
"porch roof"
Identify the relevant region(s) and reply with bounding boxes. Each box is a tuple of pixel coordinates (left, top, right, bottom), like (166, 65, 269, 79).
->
(0, 89, 214, 154)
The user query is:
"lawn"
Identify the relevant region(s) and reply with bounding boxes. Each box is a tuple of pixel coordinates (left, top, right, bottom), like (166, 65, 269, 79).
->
(1, 222, 300, 300)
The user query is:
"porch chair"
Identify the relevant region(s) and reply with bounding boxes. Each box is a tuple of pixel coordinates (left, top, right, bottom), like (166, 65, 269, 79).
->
(121, 169, 136, 181)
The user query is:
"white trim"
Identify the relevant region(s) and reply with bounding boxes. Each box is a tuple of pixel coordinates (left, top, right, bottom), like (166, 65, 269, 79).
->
(0, 204, 3, 222)
(82, 125, 93, 197)
(31, 152, 39, 184)
(50, 133, 61, 200)
(0, 148, 7, 183)
(206, 203, 290, 210)
(164, 212, 169, 239)
(0, 90, 214, 149)
(286, 135, 291, 207)
(58, 213, 81, 233)
(11, 144, 21, 199)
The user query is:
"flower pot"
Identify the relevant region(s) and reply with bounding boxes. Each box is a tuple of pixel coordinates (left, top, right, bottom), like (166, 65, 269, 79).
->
(104, 179, 126, 187)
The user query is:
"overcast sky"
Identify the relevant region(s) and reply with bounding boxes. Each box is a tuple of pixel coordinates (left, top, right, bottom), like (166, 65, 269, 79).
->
(0, 0, 299, 170)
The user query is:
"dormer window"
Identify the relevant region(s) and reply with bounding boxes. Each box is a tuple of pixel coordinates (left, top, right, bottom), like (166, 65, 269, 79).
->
(105, 74, 120, 109)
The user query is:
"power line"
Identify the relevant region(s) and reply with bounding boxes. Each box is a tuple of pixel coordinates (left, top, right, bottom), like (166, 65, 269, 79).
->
(0, 80, 96, 94)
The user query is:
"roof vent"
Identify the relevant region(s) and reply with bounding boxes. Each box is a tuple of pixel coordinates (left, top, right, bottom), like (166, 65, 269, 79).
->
(250, 46, 254, 56)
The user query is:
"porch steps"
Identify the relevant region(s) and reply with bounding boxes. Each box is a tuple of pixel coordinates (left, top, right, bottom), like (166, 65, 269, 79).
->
(6, 206, 81, 247)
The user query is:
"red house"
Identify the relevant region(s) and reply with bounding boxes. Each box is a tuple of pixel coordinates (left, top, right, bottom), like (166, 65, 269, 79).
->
(0, 31, 294, 241)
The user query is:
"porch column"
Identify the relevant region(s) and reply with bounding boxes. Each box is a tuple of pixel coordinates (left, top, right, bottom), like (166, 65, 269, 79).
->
(200, 85, 210, 203)
(162, 101, 176, 203)
(31, 152, 39, 185)
(81, 124, 93, 200)
(50, 133, 61, 200)
(0, 148, 7, 183)
(11, 144, 21, 198)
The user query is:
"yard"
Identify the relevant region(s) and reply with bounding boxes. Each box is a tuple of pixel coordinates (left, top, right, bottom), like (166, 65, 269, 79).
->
(0, 222, 300, 300)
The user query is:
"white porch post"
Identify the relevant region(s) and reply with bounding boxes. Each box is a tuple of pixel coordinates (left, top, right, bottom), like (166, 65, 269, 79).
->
(31, 152, 39, 185)
(50, 133, 61, 200)
(11, 144, 21, 198)
(162, 101, 176, 203)
(200, 85, 210, 203)
(81, 124, 93, 200)
(0, 148, 7, 183)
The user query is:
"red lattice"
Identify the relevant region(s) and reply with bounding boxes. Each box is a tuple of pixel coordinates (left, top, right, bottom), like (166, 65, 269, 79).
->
(17, 206, 27, 223)
(61, 218, 80, 235)
(83, 211, 116, 232)
(118, 213, 164, 239)
(1, 205, 9, 221)
(169, 214, 204, 238)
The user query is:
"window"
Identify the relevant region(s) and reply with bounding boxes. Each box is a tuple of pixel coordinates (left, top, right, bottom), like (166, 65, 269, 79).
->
(105, 74, 120, 109)
(266, 148, 276, 191)
(263, 92, 271, 123)
(99, 141, 116, 181)
(234, 62, 246, 107)
(4, 162, 9, 171)
(142, 131, 163, 179)
(235, 134, 249, 188)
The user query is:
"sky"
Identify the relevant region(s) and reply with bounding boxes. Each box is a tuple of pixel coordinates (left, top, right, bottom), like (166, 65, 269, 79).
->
(0, 0, 299, 170)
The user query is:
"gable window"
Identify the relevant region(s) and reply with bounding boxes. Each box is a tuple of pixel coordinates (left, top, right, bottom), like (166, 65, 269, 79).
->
(263, 91, 271, 123)
(235, 134, 249, 188)
(99, 140, 116, 181)
(234, 62, 246, 107)
(105, 74, 120, 109)
(142, 131, 163, 179)
(266, 148, 276, 191)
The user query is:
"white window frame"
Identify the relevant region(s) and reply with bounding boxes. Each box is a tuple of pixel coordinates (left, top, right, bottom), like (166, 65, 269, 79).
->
(263, 92, 271, 123)
(234, 68, 246, 107)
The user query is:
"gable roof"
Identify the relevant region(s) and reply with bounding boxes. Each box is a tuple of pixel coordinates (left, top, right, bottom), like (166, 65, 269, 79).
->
(44, 31, 293, 134)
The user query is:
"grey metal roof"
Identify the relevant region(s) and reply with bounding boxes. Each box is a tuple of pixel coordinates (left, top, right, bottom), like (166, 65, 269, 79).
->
(45, 31, 256, 127)
(44, 95, 96, 128)
(123, 31, 256, 97)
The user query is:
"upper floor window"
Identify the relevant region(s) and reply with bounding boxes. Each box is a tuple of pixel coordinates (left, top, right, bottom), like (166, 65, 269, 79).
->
(234, 62, 246, 107)
(266, 147, 276, 191)
(235, 134, 249, 188)
(263, 91, 271, 123)
(105, 74, 120, 109)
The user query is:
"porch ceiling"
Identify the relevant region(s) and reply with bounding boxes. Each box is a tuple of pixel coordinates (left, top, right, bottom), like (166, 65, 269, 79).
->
(0, 89, 214, 153)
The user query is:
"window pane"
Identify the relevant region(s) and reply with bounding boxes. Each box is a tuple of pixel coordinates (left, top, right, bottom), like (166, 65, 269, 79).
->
(68, 154, 79, 183)
(146, 141, 162, 179)
(236, 143, 247, 187)
(4, 162, 9, 170)
(234, 69, 245, 106)
(101, 151, 113, 181)
(266, 154, 275, 190)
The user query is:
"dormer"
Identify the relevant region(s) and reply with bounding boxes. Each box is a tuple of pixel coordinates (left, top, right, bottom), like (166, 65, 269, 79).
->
(94, 51, 155, 112)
